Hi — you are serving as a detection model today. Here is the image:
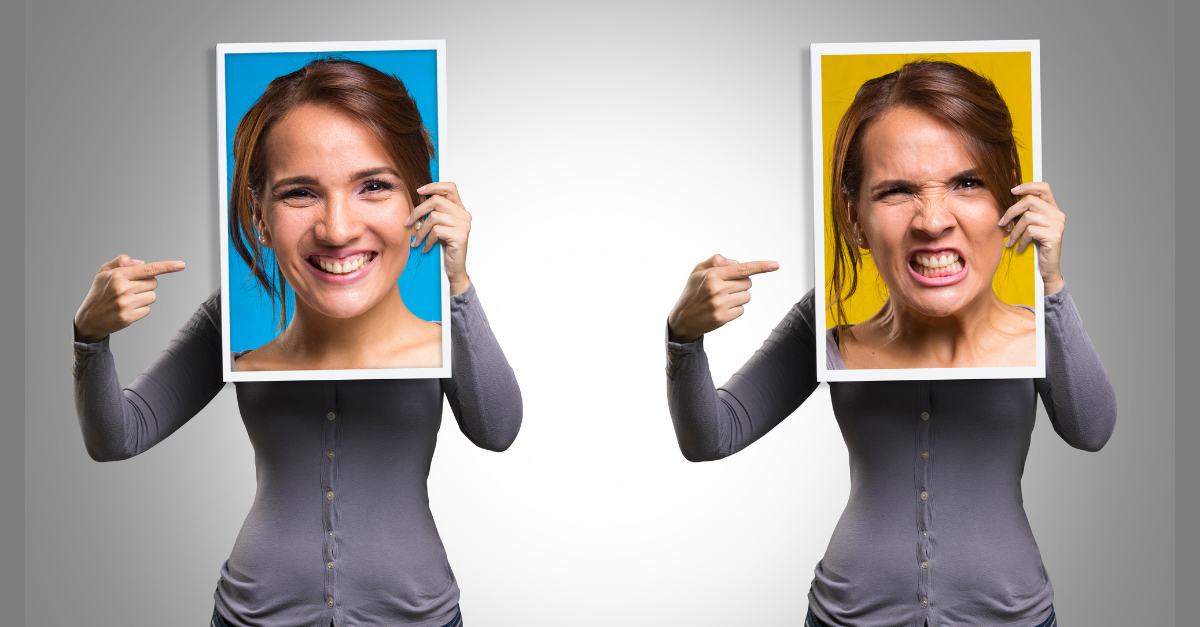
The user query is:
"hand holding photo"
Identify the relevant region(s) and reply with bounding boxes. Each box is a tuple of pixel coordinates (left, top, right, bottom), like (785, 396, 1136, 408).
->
(811, 40, 1046, 381)
(217, 41, 451, 382)
(1001, 181, 1066, 296)
(407, 181, 473, 296)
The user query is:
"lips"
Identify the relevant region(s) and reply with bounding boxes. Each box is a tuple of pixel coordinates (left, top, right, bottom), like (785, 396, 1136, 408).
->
(302, 250, 379, 285)
(908, 248, 968, 286)
(910, 249, 964, 278)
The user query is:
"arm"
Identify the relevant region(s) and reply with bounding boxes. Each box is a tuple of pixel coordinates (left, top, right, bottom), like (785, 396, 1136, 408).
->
(1034, 283, 1117, 452)
(666, 290, 821, 461)
(73, 292, 225, 461)
(440, 284, 522, 452)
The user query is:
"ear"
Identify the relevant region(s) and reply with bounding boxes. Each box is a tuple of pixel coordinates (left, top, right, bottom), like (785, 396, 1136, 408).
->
(252, 200, 272, 248)
(847, 199, 869, 251)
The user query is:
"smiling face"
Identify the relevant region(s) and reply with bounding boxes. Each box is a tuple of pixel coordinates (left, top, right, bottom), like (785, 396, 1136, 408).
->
(256, 104, 414, 320)
(850, 106, 1007, 319)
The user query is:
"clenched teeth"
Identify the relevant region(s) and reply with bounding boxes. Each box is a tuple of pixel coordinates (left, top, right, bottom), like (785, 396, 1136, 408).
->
(914, 251, 961, 268)
(914, 260, 963, 278)
(910, 251, 965, 278)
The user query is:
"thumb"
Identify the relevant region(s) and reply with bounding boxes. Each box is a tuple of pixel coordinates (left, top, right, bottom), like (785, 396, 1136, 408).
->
(100, 254, 135, 272)
(696, 254, 726, 271)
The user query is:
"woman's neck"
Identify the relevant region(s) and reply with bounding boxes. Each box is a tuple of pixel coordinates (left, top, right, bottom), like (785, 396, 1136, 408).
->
(853, 290, 1030, 368)
(275, 288, 422, 370)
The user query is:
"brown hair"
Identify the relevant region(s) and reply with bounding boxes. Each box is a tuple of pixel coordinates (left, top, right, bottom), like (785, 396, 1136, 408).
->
(828, 60, 1021, 332)
(229, 58, 436, 328)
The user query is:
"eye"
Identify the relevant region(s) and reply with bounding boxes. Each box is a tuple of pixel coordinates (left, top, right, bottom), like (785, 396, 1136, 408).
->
(361, 179, 396, 194)
(874, 186, 912, 201)
(278, 188, 315, 200)
(956, 178, 986, 190)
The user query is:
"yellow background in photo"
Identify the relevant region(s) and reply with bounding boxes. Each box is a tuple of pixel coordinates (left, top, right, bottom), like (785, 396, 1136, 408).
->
(821, 51, 1035, 330)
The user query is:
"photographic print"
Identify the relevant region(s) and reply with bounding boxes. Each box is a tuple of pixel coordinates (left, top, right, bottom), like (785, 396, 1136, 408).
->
(217, 40, 450, 382)
(811, 40, 1045, 382)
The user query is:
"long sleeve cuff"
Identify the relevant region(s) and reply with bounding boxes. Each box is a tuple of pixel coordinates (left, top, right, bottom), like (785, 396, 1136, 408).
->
(72, 331, 111, 380)
(449, 282, 477, 312)
(665, 326, 704, 381)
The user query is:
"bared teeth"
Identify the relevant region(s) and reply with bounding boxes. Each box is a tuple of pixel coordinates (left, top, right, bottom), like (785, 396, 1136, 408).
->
(914, 251, 960, 269)
(914, 259, 963, 278)
(314, 252, 373, 274)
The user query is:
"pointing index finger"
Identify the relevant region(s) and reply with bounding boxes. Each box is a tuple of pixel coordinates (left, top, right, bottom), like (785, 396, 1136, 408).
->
(130, 260, 187, 278)
(714, 260, 779, 280)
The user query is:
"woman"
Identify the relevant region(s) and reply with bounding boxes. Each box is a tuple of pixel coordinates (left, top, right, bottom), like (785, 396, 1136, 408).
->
(72, 59, 521, 627)
(665, 61, 1116, 626)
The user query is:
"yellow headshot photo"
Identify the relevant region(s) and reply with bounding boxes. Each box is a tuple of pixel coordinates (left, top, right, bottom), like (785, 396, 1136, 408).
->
(811, 40, 1045, 382)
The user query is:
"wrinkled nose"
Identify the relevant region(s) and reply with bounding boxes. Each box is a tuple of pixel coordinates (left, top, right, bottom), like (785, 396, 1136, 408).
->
(912, 195, 956, 239)
(315, 194, 363, 245)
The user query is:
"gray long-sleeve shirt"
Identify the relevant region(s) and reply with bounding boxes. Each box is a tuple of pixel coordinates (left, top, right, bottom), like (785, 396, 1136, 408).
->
(665, 284, 1116, 627)
(73, 284, 522, 627)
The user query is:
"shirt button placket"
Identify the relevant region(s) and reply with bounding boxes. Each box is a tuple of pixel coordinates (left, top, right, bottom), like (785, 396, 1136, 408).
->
(916, 381, 934, 619)
(323, 383, 340, 619)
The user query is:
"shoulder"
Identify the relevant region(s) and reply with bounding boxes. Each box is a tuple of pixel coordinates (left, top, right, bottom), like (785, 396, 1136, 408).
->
(231, 336, 293, 372)
(1004, 303, 1037, 334)
(200, 290, 221, 328)
(231, 346, 274, 372)
(377, 318, 443, 369)
(798, 287, 847, 369)
(826, 327, 846, 370)
(410, 318, 443, 347)
(798, 289, 817, 328)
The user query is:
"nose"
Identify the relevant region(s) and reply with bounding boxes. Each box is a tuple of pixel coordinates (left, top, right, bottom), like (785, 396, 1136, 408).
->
(314, 193, 364, 245)
(911, 194, 956, 239)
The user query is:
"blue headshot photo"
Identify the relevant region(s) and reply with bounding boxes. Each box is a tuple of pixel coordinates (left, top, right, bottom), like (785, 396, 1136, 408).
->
(216, 41, 451, 381)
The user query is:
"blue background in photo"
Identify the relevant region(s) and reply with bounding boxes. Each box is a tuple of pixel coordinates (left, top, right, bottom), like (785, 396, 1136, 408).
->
(224, 49, 441, 353)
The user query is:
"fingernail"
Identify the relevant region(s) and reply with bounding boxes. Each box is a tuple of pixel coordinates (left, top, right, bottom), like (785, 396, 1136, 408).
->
(768, 262, 780, 270)
(410, 236, 418, 247)
(175, 262, 186, 270)
(1011, 186, 1021, 193)
(417, 185, 428, 192)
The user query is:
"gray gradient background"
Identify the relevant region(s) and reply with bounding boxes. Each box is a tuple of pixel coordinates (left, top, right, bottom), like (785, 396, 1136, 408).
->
(11, 0, 1191, 625)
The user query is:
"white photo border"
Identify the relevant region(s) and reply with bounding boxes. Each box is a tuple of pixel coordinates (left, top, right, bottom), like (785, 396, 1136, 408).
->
(810, 40, 1044, 382)
(216, 40, 451, 382)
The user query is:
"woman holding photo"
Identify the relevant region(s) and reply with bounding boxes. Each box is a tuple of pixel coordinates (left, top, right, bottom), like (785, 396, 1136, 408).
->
(72, 59, 521, 627)
(665, 61, 1116, 626)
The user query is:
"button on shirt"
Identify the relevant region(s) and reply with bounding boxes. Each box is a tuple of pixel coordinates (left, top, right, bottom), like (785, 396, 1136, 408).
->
(665, 285, 1116, 627)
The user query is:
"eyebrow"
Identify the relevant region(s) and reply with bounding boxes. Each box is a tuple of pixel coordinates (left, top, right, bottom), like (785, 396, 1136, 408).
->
(271, 175, 319, 192)
(270, 168, 403, 193)
(869, 169, 981, 194)
(351, 167, 402, 181)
